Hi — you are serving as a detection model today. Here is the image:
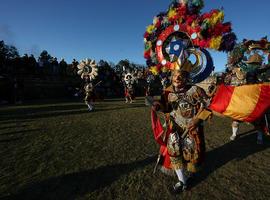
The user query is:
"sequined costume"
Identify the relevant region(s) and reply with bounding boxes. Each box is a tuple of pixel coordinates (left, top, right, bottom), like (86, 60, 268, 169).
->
(144, 0, 236, 193)
(157, 84, 211, 173)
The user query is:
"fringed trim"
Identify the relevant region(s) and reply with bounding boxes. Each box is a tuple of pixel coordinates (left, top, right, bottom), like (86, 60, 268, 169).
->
(160, 166, 175, 176)
(170, 158, 184, 170)
(187, 163, 201, 173)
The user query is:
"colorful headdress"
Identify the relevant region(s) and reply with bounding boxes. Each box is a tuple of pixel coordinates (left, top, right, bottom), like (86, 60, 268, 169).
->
(77, 58, 98, 80)
(227, 37, 270, 72)
(124, 72, 136, 85)
(144, 0, 237, 83)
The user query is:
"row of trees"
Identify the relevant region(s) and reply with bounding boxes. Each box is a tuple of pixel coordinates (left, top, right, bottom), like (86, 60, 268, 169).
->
(0, 40, 152, 102)
(0, 40, 146, 78)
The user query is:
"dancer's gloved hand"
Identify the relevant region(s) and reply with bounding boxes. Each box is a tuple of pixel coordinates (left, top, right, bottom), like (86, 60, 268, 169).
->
(187, 118, 200, 131)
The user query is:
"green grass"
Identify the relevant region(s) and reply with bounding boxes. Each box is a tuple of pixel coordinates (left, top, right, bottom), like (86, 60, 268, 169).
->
(0, 98, 270, 200)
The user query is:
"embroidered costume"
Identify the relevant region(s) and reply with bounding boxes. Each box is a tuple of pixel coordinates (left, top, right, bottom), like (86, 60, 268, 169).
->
(144, 0, 236, 193)
(159, 83, 210, 172)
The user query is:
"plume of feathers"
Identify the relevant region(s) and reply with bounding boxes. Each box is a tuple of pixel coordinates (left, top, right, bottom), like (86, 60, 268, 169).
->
(77, 58, 98, 80)
(143, 0, 237, 74)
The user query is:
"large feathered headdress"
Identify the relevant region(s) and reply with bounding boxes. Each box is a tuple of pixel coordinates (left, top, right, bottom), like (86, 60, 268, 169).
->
(143, 0, 237, 83)
(124, 72, 136, 85)
(227, 37, 270, 71)
(77, 58, 98, 80)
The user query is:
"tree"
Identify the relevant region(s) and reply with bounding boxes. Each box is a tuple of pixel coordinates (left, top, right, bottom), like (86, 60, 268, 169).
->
(70, 58, 79, 76)
(50, 57, 59, 75)
(28, 54, 37, 74)
(38, 50, 53, 75)
(98, 59, 110, 69)
(38, 50, 52, 64)
(117, 59, 130, 70)
(0, 41, 20, 74)
(0, 40, 7, 73)
(0, 40, 8, 59)
(59, 59, 68, 76)
(108, 61, 116, 69)
(6, 45, 19, 60)
(114, 59, 131, 78)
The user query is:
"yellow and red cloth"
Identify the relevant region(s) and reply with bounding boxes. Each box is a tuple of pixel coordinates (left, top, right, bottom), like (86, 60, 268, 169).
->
(209, 83, 270, 122)
(151, 109, 172, 170)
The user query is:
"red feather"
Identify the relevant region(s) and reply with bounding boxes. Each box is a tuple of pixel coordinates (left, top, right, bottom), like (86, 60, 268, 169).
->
(144, 32, 149, 39)
(144, 50, 151, 59)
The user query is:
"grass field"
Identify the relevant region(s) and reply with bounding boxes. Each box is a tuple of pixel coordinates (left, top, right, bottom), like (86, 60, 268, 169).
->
(0, 98, 270, 200)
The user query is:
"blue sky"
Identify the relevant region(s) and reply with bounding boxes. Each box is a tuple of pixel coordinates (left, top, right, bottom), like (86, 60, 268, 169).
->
(0, 0, 269, 71)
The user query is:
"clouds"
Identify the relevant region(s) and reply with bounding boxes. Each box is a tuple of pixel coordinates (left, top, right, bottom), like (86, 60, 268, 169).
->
(27, 44, 41, 57)
(0, 24, 15, 43)
(0, 24, 41, 57)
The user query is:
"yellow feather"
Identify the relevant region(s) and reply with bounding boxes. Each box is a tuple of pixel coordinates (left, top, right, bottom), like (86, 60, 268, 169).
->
(209, 36, 222, 50)
(149, 66, 159, 75)
(209, 11, 224, 27)
(167, 8, 177, 19)
(146, 25, 155, 34)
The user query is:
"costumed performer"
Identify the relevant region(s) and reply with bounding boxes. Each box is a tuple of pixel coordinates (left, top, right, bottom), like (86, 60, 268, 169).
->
(143, 0, 237, 193)
(77, 58, 99, 111)
(225, 38, 270, 144)
(123, 72, 136, 103)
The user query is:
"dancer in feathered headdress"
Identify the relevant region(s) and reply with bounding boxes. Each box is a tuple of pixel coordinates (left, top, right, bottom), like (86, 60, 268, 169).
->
(221, 38, 270, 144)
(226, 37, 270, 85)
(144, 0, 236, 193)
(77, 58, 99, 111)
(122, 67, 137, 103)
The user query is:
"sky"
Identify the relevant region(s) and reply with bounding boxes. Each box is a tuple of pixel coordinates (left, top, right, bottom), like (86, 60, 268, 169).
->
(0, 0, 270, 71)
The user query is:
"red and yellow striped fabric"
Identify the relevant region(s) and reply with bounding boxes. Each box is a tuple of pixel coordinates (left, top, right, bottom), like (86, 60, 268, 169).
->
(209, 83, 270, 122)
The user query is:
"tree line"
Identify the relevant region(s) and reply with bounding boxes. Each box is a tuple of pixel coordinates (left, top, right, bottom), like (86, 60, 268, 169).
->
(0, 40, 153, 103)
(0, 40, 146, 78)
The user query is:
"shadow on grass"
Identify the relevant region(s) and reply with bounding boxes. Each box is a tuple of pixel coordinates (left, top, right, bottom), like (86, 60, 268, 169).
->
(0, 129, 40, 144)
(0, 104, 86, 118)
(0, 129, 39, 136)
(0, 103, 146, 122)
(95, 104, 146, 112)
(0, 119, 34, 126)
(0, 109, 89, 122)
(190, 132, 270, 188)
(5, 156, 156, 200)
(0, 125, 28, 131)
(0, 137, 24, 143)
